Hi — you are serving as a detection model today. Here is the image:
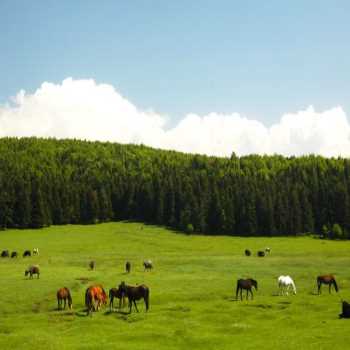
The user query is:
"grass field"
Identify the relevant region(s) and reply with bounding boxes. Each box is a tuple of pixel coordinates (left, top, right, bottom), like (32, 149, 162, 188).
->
(0, 222, 350, 350)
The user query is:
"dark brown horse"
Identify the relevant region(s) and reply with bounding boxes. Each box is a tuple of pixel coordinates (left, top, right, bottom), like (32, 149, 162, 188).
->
(118, 281, 149, 313)
(244, 249, 251, 256)
(25, 265, 40, 279)
(89, 260, 95, 270)
(109, 287, 125, 311)
(57, 287, 73, 310)
(143, 260, 153, 271)
(317, 275, 338, 294)
(236, 278, 258, 300)
(125, 261, 131, 273)
(85, 285, 107, 315)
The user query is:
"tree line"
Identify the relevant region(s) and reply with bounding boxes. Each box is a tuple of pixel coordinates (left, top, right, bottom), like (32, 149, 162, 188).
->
(0, 137, 349, 238)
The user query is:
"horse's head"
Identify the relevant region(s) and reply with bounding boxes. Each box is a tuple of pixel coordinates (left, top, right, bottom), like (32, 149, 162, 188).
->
(118, 281, 127, 296)
(252, 279, 258, 290)
(68, 294, 73, 309)
(24, 270, 29, 276)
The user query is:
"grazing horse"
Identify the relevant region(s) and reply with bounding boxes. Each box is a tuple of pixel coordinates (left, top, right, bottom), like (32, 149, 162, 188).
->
(57, 287, 73, 310)
(317, 275, 338, 294)
(118, 281, 149, 313)
(265, 247, 271, 254)
(278, 275, 296, 295)
(245, 249, 251, 256)
(11, 251, 18, 258)
(1, 250, 9, 258)
(33, 248, 39, 256)
(25, 265, 40, 279)
(143, 260, 153, 271)
(89, 261, 95, 270)
(85, 285, 107, 315)
(109, 287, 125, 311)
(339, 300, 350, 318)
(125, 261, 131, 273)
(236, 278, 258, 300)
(23, 250, 31, 257)
(257, 251, 265, 257)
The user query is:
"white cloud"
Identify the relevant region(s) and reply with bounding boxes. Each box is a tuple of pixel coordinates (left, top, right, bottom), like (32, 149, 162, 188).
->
(0, 78, 349, 157)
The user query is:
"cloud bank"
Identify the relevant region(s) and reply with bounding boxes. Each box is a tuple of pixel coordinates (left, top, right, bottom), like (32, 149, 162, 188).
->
(1, 78, 349, 157)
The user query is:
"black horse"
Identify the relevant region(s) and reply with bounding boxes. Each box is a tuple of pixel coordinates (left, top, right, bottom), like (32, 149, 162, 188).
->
(245, 249, 251, 256)
(339, 300, 350, 318)
(109, 287, 125, 311)
(11, 251, 18, 258)
(317, 275, 338, 294)
(236, 278, 258, 300)
(118, 281, 149, 313)
(23, 250, 31, 257)
(1, 250, 9, 258)
(257, 251, 265, 257)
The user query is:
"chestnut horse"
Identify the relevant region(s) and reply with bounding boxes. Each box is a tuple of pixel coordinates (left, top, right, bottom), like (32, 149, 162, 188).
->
(236, 278, 258, 300)
(85, 285, 107, 315)
(317, 275, 338, 294)
(118, 281, 149, 313)
(57, 287, 73, 310)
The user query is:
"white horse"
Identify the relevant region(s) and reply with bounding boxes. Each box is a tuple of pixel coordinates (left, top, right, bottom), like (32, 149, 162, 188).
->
(278, 275, 296, 295)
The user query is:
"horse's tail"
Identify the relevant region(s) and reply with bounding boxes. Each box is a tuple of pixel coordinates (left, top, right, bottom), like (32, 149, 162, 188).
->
(85, 288, 91, 312)
(333, 279, 339, 292)
(144, 287, 150, 311)
(102, 287, 108, 304)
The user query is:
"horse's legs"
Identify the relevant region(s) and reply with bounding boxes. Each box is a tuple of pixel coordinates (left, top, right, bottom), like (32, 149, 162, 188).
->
(318, 282, 321, 294)
(64, 298, 66, 309)
(133, 300, 139, 313)
(250, 289, 253, 300)
(329, 283, 331, 294)
(246, 289, 248, 300)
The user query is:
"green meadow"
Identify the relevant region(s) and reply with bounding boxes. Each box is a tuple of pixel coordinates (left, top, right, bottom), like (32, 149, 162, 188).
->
(0, 222, 350, 350)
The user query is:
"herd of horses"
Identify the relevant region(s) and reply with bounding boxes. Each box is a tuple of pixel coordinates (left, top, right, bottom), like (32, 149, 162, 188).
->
(2, 245, 348, 318)
(57, 260, 152, 316)
(1, 248, 39, 258)
(235, 274, 339, 301)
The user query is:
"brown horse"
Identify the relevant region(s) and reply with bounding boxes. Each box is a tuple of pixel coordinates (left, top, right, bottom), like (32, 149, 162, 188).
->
(109, 287, 125, 311)
(25, 265, 40, 279)
(317, 275, 338, 294)
(118, 281, 149, 313)
(236, 278, 258, 300)
(57, 287, 73, 310)
(85, 285, 107, 315)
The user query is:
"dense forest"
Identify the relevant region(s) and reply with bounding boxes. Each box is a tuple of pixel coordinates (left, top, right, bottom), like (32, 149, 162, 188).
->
(0, 137, 349, 238)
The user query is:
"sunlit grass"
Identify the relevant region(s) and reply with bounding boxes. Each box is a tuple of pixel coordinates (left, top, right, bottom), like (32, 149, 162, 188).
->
(0, 222, 349, 349)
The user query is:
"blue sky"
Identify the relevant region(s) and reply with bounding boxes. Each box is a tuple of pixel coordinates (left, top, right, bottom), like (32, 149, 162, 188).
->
(0, 1, 350, 157)
(1, 0, 349, 125)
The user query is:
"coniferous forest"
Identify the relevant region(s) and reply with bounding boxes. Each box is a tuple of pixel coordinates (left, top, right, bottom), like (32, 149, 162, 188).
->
(1, 137, 350, 238)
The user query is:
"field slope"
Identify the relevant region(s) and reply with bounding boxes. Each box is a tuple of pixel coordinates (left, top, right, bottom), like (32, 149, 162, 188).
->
(0, 222, 349, 349)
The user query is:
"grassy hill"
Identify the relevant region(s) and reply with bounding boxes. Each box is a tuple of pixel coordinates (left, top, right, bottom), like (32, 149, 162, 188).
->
(0, 222, 350, 349)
